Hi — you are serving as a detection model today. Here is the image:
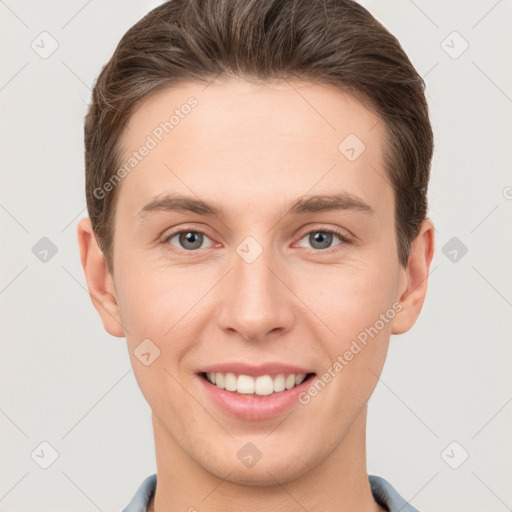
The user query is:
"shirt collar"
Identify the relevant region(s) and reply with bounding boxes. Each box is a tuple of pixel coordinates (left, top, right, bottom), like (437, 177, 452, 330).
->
(122, 473, 420, 512)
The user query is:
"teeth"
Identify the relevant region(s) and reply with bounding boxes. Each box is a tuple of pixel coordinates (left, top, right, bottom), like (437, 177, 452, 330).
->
(224, 372, 237, 392)
(285, 374, 296, 390)
(273, 374, 286, 392)
(205, 372, 310, 395)
(237, 374, 255, 394)
(295, 373, 306, 385)
(255, 375, 274, 395)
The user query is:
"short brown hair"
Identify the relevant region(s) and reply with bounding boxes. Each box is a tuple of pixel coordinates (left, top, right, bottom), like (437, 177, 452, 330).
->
(84, 0, 433, 272)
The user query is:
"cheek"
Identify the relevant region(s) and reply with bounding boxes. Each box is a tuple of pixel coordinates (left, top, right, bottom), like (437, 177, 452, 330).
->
(297, 265, 397, 418)
(116, 268, 199, 412)
(298, 260, 398, 345)
(115, 262, 211, 358)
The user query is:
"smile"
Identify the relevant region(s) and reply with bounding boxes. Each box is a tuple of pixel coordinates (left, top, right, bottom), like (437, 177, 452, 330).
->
(202, 371, 313, 396)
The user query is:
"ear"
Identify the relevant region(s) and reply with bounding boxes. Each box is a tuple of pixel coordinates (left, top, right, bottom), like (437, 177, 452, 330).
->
(77, 217, 125, 337)
(391, 218, 435, 335)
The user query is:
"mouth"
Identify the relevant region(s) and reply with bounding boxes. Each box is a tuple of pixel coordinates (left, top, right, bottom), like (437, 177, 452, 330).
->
(199, 371, 316, 396)
(196, 365, 317, 421)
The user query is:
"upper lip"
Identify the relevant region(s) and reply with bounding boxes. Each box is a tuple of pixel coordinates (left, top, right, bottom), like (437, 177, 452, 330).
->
(197, 362, 315, 378)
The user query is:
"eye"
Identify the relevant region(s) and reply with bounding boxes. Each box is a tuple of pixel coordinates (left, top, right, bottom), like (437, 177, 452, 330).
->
(296, 228, 350, 251)
(164, 230, 215, 251)
(162, 226, 351, 254)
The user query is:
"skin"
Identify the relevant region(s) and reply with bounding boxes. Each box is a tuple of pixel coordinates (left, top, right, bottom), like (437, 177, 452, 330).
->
(78, 78, 434, 512)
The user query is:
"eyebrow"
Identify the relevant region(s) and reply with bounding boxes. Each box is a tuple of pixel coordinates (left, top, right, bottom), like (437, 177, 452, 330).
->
(138, 192, 375, 220)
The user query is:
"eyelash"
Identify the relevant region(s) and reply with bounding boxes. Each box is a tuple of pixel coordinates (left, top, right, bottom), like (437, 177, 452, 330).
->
(162, 225, 351, 254)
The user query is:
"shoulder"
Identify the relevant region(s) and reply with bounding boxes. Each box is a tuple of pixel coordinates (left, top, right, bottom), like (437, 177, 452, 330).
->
(121, 473, 157, 512)
(121, 473, 420, 512)
(369, 474, 421, 512)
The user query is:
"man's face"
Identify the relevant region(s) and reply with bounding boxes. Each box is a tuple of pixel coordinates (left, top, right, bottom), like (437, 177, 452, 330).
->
(110, 79, 407, 483)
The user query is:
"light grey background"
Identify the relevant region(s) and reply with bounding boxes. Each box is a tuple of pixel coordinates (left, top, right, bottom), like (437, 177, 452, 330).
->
(1, 1, 511, 511)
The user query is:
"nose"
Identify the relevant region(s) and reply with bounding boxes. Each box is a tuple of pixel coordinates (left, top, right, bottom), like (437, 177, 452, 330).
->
(216, 244, 296, 342)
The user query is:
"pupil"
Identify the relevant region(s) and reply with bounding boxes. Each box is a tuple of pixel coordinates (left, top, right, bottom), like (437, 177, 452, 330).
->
(181, 231, 202, 250)
(311, 231, 331, 249)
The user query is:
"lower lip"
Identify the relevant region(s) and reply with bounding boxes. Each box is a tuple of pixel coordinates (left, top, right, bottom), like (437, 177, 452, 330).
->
(197, 373, 315, 421)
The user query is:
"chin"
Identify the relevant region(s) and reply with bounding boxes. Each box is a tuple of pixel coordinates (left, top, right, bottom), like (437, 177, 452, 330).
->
(201, 451, 315, 487)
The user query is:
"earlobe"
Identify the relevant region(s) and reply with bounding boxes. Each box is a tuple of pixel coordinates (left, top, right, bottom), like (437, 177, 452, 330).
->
(76, 218, 125, 338)
(391, 218, 435, 336)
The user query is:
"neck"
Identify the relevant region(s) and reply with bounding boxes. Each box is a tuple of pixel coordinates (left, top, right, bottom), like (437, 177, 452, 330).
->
(149, 406, 384, 512)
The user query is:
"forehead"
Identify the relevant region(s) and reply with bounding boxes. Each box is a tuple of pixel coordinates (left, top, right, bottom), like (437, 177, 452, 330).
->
(116, 78, 392, 220)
